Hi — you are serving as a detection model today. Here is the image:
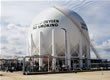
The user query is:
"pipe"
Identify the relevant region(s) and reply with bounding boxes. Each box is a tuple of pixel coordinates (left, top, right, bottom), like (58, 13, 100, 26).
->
(79, 37, 83, 69)
(52, 29, 56, 71)
(39, 31, 43, 71)
(61, 28, 71, 69)
(23, 57, 25, 74)
(86, 43, 91, 68)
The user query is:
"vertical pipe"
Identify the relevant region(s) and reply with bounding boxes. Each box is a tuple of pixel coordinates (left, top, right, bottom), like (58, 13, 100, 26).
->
(23, 57, 25, 74)
(39, 31, 43, 71)
(61, 28, 71, 69)
(67, 32, 71, 70)
(30, 34, 32, 56)
(27, 40, 30, 56)
(87, 43, 91, 69)
(52, 29, 56, 71)
(48, 56, 49, 72)
(65, 30, 68, 66)
(79, 37, 83, 69)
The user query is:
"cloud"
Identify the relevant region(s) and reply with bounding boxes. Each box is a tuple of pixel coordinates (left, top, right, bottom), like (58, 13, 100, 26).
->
(0, 21, 29, 58)
(91, 40, 110, 60)
(1, 1, 51, 25)
(0, 1, 53, 58)
(96, 40, 110, 52)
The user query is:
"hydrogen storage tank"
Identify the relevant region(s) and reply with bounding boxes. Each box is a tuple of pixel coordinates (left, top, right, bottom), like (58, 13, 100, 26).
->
(27, 6, 90, 59)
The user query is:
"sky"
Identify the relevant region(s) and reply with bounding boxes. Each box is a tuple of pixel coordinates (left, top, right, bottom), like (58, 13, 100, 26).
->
(0, 0, 110, 60)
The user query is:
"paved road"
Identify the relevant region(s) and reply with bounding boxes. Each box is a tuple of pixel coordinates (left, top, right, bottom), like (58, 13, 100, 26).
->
(0, 71, 110, 80)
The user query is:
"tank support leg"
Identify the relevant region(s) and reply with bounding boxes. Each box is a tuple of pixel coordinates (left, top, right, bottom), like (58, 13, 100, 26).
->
(52, 29, 56, 71)
(66, 32, 71, 70)
(39, 31, 43, 71)
(87, 44, 91, 69)
(61, 28, 71, 70)
(23, 57, 25, 74)
(79, 38, 83, 69)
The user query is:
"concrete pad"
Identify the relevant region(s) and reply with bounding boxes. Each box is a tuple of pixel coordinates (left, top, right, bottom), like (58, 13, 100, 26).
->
(0, 71, 110, 80)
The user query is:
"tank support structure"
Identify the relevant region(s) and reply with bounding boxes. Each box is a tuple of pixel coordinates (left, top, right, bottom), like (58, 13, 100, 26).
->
(51, 28, 71, 71)
(52, 29, 57, 71)
(61, 28, 71, 70)
(86, 43, 91, 69)
(79, 37, 83, 69)
(39, 31, 43, 71)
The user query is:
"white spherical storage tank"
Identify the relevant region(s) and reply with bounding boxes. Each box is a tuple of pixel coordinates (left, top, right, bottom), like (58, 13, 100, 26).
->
(27, 5, 91, 66)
